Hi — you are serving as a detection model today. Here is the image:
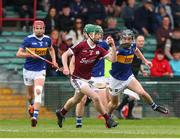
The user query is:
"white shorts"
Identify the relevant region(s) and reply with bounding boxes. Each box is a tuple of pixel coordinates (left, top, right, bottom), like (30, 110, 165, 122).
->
(123, 89, 140, 100)
(91, 76, 107, 89)
(109, 75, 135, 96)
(70, 78, 93, 93)
(23, 68, 46, 86)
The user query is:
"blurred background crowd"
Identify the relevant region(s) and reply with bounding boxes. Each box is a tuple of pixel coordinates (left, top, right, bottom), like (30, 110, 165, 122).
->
(1, 0, 180, 78)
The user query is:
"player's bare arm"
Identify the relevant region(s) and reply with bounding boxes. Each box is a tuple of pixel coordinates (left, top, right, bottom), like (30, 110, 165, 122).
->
(16, 47, 33, 58)
(69, 55, 75, 74)
(62, 49, 73, 75)
(105, 36, 117, 62)
(134, 48, 152, 68)
(48, 46, 58, 67)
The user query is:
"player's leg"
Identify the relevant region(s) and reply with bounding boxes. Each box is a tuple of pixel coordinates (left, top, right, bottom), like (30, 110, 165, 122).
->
(123, 89, 140, 119)
(127, 98, 136, 119)
(27, 86, 34, 117)
(127, 78, 168, 114)
(96, 88, 111, 119)
(23, 69, 34, 117)
(115, 94, 129, 118)
(75, 95, 87, 128)
(97, 89, 109, 111)
(27, 86, 34, 105)
(31, 77, 45, 127)
(107, 75, 124, 115)
(92, 77, 111, 118)
(80, 84, 118, 128)
(107, 94, 119, 115)
(56, 91, 84, 128)
(116, 89, 140, 119)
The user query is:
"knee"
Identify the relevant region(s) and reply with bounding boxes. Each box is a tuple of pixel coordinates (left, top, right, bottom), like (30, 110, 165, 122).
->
(138, 90, 146, 97)
(34, 86, 43, 103)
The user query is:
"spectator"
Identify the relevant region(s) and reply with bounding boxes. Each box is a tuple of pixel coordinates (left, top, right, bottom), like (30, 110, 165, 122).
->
(58, 4, 74, 33)
(134, 0, 156, 36)
(171, 0, 180, 28)
(85, 0, 107, 24)
(165, 28, 180, 60)
(59, 34, 73, 56)
(40, 0, 49, 12)
(121, 0, 137, 29)
(114, 0, 126, 17)
(132, 35, 148, 77)
(49, 0, 70, 14)
(46, 29, 62, 76)
(155, 0, 174, 29)
(70, 0, 88, 22)
(68, 17, 84, 45)
(155, 5, 168, 27)
(14, 0, 33, 31)
(150, 49, 173, 77)
(170, 52, 180, 76)
(44, 7, 60, 34)
(104, 17, 120, 46)
(100, 0, 116, 17)
(155, 16, 172, 49)
(37, 0, 47, 11)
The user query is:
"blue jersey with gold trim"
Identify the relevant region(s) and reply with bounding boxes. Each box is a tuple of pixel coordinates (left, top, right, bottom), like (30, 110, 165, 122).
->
(110, 43, 136, 80)
(20, 34, 52, 71)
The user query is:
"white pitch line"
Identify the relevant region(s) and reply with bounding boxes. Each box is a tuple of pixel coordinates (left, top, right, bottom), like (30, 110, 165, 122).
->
(0, 129, 175, 135)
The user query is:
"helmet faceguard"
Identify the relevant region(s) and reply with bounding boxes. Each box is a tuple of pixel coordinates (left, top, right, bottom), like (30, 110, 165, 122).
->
(120, 29, 135, 48)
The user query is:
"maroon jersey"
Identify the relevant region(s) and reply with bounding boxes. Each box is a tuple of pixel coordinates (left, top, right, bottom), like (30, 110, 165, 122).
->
(70, 40, 109, 80)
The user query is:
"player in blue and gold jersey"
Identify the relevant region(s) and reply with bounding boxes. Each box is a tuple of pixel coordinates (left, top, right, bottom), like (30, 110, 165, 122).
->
(108, 29, 169, 116)
(16, 20, 57, 127)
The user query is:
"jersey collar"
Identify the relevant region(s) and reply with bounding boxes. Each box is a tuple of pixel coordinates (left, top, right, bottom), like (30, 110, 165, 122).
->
(32, 34, 44, 41)
(87, 39, 96, 49)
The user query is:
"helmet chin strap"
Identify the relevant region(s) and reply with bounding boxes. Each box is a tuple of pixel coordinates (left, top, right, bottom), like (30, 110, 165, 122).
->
(87, 33, 99, 44)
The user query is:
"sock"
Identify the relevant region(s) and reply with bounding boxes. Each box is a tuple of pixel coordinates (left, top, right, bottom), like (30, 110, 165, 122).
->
(127, 100, 135, 117)
(33, 109, 39, 119)
(76, 116, 82, 126)
(151, 102, 158, 110)
(103, 113, 110, 121)
(60, 108, 68, 116)
(116, 94, 129, 111)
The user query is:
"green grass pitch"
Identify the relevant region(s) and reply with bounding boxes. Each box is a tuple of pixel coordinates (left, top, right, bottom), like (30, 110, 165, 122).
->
(0, 118, 180, 138)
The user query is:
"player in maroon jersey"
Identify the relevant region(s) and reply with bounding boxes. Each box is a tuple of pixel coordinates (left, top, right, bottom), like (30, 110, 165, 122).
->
(56, 24, 118, 128)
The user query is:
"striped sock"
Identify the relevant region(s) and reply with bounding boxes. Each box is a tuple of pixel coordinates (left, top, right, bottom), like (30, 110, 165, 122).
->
(33, 109, 39, 119)
(76, 116, 82, 126)
(151, 102, 158, 110)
